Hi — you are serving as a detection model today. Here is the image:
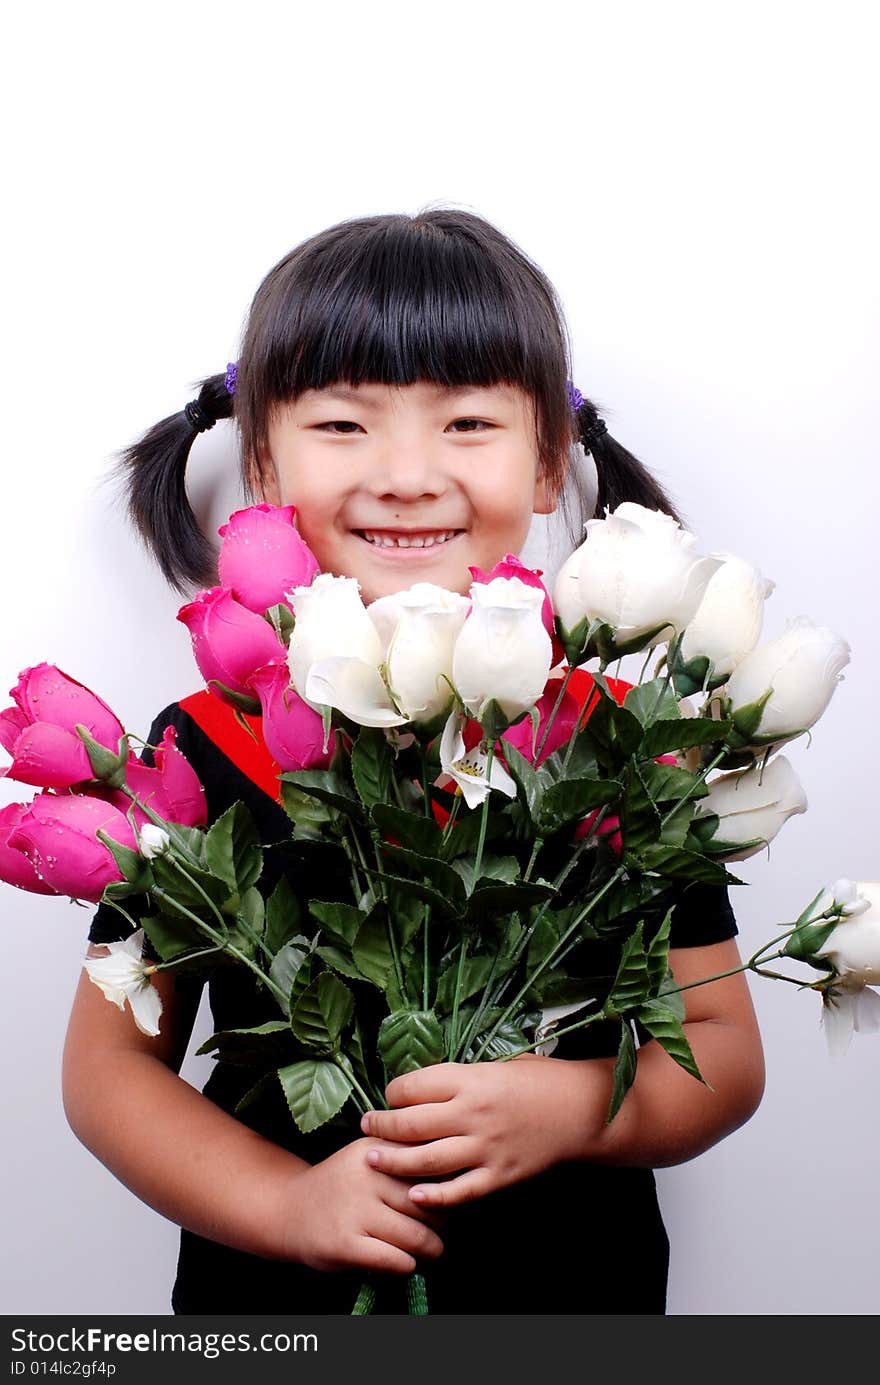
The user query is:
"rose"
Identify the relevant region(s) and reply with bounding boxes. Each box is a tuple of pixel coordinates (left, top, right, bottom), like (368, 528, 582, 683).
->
(6, 793, 138, 902)
(0, 803, 58, 893)
(553, 502, 723, 656)
(678, 554, 775, 683)
(813, 881, 880, 1056)
(816, 881, 880, 985)
(83, 928, 163, 1036)
(452, 576, 553, 731)
(469, 554, 560, 660)
(138, 825, 172, 859)
(723, 616, 851, 747)
(177, 587, 286, 702)
(0, 664, 126, 789)
(217, 503, 320, 616)
(369, 584, 471, 724)
(690, 754, 808, 861)
(247, 661, 335, 770)
(93, 724, 207, 830)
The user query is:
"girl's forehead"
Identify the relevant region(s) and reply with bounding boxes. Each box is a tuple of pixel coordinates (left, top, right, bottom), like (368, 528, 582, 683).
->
(296, 380, 530, 409)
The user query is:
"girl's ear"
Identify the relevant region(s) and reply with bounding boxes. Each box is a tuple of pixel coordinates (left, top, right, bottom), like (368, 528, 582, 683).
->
(254, 454, 282, 506)
(533, 463, 563, 515)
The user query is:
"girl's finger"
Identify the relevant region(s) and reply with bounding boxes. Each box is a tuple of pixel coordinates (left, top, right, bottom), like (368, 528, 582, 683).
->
(406, 1168, 495, 1208)
(366, 1207, 445, 1262)
(362, 1102, 461, 1143)
(369, 1135, 477, 1180)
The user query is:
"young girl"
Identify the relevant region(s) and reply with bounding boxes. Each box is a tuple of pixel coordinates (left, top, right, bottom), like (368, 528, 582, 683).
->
(62, 207, 765, 1315)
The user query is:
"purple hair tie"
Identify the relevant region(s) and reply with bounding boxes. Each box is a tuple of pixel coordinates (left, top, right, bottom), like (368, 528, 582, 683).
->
(225, 361, 238, 395)
(566, 379, 584, 413)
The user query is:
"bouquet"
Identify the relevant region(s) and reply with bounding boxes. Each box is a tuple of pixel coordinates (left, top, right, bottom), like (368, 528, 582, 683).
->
(1, 500, 871, 1315)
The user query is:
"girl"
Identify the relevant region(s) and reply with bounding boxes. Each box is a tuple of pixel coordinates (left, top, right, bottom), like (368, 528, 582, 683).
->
(62, 207, 765, 1315)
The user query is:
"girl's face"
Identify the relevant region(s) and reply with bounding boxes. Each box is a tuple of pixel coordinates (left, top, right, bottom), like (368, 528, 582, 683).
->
(258, 381, 559, 604)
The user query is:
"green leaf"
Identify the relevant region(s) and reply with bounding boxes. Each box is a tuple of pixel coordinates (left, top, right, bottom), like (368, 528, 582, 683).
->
(269, 937, 311, 1004)
(236, 885, 265, 936)
(204, 802, 263, 892)
(196, 1020, 295, 1065)
(315, 944, 366, 981)
(633, 844, 741, 884)
(379, 844, 468, 913)
(536, 777, 620, 836)
(280, 769, 362, 817)
(464, 880, 555, 927)
(278, 1059, 353, 1133)
(351, 726, 394, 809)
(618, 761, 662, 852)
(645, 905, 676, 996)
(279, 781, 340, 837)
(623, 677, 681, 727)
(290, 972, 355, 1052)
(309, 899, 365, 949)
(149, 853, 228, 914)
(500, 739, 543, 817)
(140, 912, 216, 963)
(234, 1071, 277, 1116)
(96, 831, 153, 893)
(377, 1009, 446, 1078)
(352, 908, 396, 988)
(638, 758, 710, 804)
(638, 999, 706, 1084)
(264, 876, 302, 954)
(608, 923, 650, 1013)
(371, 802, 444, 857)
(606, 1021, 638, 1123)
(641, 717, 733, 758)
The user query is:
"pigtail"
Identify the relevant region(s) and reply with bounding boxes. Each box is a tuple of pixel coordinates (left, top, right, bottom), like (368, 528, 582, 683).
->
(573, 396, 685, 528)
(111, 373, 234, 595)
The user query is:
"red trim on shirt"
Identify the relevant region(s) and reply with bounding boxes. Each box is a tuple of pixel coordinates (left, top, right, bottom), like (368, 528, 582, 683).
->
(178, 691, 284, 805)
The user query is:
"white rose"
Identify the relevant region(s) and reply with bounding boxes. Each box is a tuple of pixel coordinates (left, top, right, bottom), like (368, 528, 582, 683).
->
(83, 929, 163, 1037)
(452, 577, 553, 726)
(816, 881, 880, 985)
(287, 574, 396, 722)
(371, 584, 471, 723)
(679, 554, 775, 678)
(814, 882, 880, 1056)
(693, 754, 808, 861)
(724, 616, 851, 744)
(554, 503, 723, 650)
(138, 825, 171, 859)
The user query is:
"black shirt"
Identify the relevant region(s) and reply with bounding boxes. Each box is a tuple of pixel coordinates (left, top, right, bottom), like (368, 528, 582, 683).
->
(89, 702, 738, 1315)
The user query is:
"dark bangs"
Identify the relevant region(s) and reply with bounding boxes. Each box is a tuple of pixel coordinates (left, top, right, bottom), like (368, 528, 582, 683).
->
(234, 209, 577, 494)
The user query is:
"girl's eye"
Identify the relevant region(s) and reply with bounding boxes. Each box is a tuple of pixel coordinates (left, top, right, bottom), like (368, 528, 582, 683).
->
(315, 418, 491, 434)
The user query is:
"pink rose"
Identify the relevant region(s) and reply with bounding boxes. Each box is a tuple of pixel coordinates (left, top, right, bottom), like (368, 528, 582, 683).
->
(177, 587, 286, 700)
(0, 803, 58, 894)
(501, 676, 581, 767)
(7, 793, 139, 902)
(0, 664, 126, 789)
(93, 724, 207, 830)
(247, 661, 335, 771)
(469, 553, 563, 665)
(217, 504, 320, 616)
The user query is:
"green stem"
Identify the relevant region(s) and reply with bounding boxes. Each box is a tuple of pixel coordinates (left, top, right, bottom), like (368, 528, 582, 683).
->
(472, 741, 494, 882)
(440, 793, 462, 845)
(150, 886, 288, 1007)
(471, 862, 628, 1061)
(534, 665, 576, 762)
(447, 935, 470, 1060)
(371, 837, 406, 1000)
(561, 660, 610, 773)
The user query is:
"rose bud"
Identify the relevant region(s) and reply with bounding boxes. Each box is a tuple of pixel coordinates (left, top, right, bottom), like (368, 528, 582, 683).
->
(217, 503, 320, 616)
(177, 587, 286, 702)
(7, 793, 139, 902)
(0, 664, 126, 789)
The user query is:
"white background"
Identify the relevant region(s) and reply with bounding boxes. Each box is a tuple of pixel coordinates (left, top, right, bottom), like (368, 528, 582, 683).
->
(1, 0, 877, 1316)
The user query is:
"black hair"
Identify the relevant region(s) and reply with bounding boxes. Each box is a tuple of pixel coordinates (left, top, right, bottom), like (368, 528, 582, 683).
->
(111, 206, 684, 594)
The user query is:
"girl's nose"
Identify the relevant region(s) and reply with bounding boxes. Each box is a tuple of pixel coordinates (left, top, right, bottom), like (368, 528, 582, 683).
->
(365, 448, 450, 502)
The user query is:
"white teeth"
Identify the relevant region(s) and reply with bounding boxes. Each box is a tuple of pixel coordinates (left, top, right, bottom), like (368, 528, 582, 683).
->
(361, 530, 458, 548)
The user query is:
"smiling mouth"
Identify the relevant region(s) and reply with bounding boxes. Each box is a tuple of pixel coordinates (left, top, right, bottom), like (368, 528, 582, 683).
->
(353, 529, 464, 550)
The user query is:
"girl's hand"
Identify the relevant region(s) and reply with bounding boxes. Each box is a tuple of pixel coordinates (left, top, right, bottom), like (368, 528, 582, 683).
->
(281, 1136, 447, 1275)
(360, 1056, 599, 1208)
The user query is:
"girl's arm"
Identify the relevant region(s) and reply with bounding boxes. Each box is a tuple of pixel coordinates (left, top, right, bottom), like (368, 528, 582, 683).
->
(62, 948, 445, 1273)
(360, 938, 765, 1204)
